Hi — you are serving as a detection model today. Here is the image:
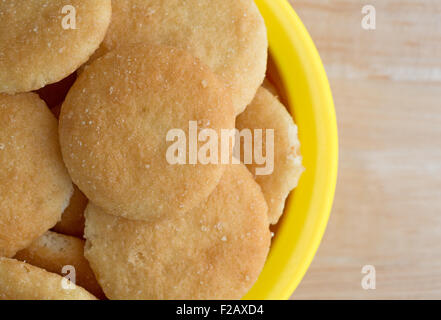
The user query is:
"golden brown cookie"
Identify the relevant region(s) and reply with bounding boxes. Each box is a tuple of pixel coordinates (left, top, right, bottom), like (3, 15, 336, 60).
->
(0, 257, 96, 300)
(14, 231, 104, 298)
(0, 93, 73, 257)
(84, 164, 270, 300)
(60, 45, 235, 221)
(236, 87, 304, 224)
(53, 185, 87, 238)
(0, 0, 111, 94)
(90, 0, 267, 114)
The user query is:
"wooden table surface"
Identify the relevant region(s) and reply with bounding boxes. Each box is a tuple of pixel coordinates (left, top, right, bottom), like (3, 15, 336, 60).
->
(287, 0, 441, 299)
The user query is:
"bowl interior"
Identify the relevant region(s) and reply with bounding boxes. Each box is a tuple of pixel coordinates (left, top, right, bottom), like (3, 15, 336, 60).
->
(244, 0, 338, 299)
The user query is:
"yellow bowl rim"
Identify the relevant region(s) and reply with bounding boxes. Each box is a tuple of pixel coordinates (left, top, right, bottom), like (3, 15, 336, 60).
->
(244, 0, 338, 299)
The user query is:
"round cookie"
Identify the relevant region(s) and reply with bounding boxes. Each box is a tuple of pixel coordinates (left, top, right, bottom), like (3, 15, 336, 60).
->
(0, 257, 96, 300)
(53, 185, 88, 238)
(60, 45, 235, 221)
(90, 0, 267, 114)
(0, 0, 111, 94)
(236, 87, 304, 224)
(84, 164, 271, 300)
(14, 231, 104, 298)
(0, 93, 73, 257)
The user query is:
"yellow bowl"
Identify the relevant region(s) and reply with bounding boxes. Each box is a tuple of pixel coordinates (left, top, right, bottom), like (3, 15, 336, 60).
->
(244, 0, 338, 299)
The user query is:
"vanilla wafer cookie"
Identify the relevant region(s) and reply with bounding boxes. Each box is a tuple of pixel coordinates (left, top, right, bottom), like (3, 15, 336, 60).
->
(0, 93, 73, 257)
(0, 257, 96, 300)
(60, 45, 235, 221)
(0, 0, 111, 93)
(89, 0, 267, 114)
(236, 87, 304, 224)
(15, 231, 104, 298)
(84, 164, 270, 300)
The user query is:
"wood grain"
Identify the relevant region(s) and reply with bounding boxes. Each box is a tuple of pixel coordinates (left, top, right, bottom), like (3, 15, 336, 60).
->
(287, 0, 441, 299)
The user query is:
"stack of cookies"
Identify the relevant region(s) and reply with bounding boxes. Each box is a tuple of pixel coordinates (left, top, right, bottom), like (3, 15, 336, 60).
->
(0, 0, 303, 300)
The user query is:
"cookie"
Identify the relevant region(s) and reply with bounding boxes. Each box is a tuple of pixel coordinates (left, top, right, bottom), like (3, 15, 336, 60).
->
(14, 231, 104, 298)
(60, 45, 235, 221)
(84, 164, 270, 300)
(0, 0, 111, 93)
(0, 93, 73, 257)
(0, 257, 96, 300)
(89, 0, 267, 114)
(236, 87, 304, 224)
(53, 185, 87, 238)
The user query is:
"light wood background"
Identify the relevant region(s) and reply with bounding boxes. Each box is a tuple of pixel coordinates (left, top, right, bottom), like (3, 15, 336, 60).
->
(287, 0, 441, 299)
